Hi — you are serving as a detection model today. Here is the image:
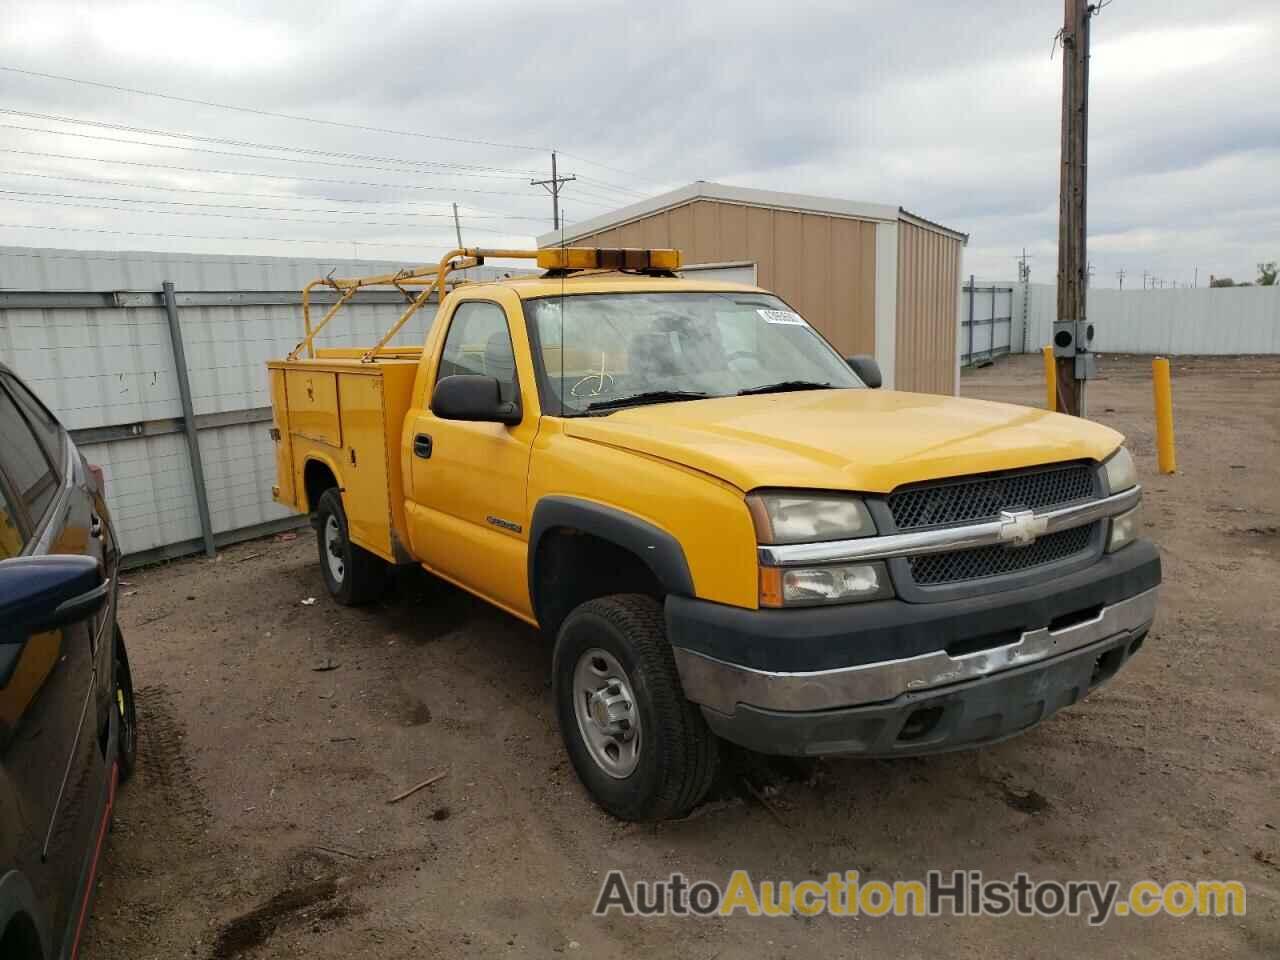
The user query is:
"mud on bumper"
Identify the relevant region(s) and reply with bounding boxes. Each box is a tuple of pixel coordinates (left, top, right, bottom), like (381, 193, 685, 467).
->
(666, 540, 1160, 758)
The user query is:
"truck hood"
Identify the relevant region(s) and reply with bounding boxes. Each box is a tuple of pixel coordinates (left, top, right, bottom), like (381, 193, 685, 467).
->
(562, 389, 1123, 493)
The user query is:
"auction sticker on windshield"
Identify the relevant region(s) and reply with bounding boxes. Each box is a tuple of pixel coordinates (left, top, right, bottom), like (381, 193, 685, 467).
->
(758, 309, 807, 326)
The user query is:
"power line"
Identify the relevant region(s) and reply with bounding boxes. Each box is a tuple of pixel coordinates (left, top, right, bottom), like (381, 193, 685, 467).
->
(556, 150, 660, 188)
(0, 64, 665, 191)
(0, 186, 549, 221)
(0, 193, 534, 235)
(0, 120, 542, 181)
(0, 107, 546, 179)
(0, 167, 448, 210)
(0, 146, 617, 203)
(570, 173, 648, 198)
(0, 220, 462, 249)
(0, 64, 548, 154)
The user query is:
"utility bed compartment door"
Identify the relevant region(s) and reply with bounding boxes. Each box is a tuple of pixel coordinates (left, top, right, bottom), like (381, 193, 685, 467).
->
(268, 368, 296, 506)
(337, 374, 393, 558)
(285, 370, 341, 447)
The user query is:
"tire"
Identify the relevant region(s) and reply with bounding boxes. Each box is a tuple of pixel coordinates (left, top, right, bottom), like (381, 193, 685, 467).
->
(114, 627, 138, 784)
(552, 594, 719, 821)
(315, 488, 386, 606)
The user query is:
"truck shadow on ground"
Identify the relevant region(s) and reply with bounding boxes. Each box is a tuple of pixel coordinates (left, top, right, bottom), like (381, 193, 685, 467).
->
(361, 560, 1054, 831)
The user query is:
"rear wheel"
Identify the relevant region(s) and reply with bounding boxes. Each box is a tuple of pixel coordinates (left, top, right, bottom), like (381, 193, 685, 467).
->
(552, 594, 719, 821)
(114, 628, 137, 783)
(315, 488, 386, 605)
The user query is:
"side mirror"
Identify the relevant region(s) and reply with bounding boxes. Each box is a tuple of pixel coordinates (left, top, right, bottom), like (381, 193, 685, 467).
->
(0, 556, 107, 684)
(846, 355, 882, 389)
(432, 375, 522, 426)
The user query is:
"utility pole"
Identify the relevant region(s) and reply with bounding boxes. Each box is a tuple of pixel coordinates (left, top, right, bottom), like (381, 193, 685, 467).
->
(1053, 0, 1097, 417)
(531, 150, 575, 231)
(452, 202, 463, 248)
(1116, 268, 1125, 290)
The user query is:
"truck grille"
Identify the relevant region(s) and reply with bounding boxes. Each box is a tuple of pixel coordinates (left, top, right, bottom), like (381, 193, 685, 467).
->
(908, 524, 1094, 585)
(887, 462, 1096, 530)
(889, 462, 1100, 588)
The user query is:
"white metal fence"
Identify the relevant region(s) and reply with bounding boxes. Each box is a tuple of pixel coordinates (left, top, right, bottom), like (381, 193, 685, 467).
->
(960, 280, 1014, 366)
(973, 280, 1280, 357)
(0, 245, 521, 566)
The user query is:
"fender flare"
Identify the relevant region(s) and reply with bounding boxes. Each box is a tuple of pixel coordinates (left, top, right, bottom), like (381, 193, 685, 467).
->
(298, 454, 344, 512)
(0, 870, 49, 960)
(527, 497, 695, 622)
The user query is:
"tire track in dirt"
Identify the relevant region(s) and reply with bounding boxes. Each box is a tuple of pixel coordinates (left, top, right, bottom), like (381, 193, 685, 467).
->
(133, 683, 209, 840)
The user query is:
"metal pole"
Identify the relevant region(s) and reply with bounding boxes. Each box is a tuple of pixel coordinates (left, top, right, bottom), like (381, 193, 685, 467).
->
(452, 202, 463, 247)
(1042, 346, 1057, 413)
(1152, 357, 1177, 474)
(989, 284, 997, 363)
(162, 281, 216, 558)
(966, 274, 975, 366)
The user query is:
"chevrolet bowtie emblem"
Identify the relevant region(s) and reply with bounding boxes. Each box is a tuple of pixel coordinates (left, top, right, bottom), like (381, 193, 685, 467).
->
(998, 508, 1048, 548)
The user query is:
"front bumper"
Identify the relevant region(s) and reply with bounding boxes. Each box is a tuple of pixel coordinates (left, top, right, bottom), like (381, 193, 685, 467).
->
(667, 539, 1160, 757)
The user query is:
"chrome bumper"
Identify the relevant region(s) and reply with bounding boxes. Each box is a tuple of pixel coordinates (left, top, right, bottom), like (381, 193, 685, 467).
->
(673, 586, 1158, 716)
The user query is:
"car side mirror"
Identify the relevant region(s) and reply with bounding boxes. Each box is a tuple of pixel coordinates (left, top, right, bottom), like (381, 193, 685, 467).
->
(0, 555, 108, 684)
(846, 355, 882, 389)
(432, 375, 522, 426)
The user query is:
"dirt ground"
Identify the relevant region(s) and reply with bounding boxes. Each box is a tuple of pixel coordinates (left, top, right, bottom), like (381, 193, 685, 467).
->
(82, 354, 1278, 959)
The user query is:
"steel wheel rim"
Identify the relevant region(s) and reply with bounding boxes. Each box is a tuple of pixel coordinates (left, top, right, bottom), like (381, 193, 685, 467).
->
(325, 514, 346, 583)
(572, 648, 641, 779)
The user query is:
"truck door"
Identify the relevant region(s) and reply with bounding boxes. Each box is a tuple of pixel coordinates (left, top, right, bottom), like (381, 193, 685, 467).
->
(405, 297, 538, 617)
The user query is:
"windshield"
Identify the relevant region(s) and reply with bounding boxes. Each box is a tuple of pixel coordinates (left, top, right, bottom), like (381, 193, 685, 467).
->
(524, 291, 863, 415)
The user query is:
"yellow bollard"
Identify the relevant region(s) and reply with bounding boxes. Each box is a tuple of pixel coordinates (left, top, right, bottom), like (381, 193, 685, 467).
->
(1042, 346, 1056, 412)
(1153, 357, 1177, 474)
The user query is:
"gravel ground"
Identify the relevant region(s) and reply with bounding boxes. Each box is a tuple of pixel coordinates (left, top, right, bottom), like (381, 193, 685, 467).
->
(82, 354, 1278, 959)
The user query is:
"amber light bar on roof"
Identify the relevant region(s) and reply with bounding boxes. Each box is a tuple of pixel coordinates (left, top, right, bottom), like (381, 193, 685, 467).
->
(536, 247, 682, 272)
(288, 247, 684, 363)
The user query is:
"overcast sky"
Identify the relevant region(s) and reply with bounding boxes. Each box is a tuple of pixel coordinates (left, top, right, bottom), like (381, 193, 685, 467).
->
(0, 0, 1276, 288)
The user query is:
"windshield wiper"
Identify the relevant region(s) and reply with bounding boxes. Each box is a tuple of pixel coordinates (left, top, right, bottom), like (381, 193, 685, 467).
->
(585, 390, 709, 413)
(738, 380, 834, 396)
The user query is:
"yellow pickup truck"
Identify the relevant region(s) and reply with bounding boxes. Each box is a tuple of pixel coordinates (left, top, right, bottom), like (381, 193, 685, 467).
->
(267, 246, 1160, 821)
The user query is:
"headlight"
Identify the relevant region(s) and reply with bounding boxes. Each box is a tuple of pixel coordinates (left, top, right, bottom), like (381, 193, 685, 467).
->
(760, 561, 893, 607)
(1107, 504, 1142, 553)
(746, 492, 876, 544)
(1103, 446, 1137, 494)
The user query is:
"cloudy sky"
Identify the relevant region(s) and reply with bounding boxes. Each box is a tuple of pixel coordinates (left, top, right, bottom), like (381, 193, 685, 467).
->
(0, 0, 1276, 287)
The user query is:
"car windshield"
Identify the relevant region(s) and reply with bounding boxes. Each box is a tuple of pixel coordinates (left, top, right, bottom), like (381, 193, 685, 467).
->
(524, 291, 863, 416)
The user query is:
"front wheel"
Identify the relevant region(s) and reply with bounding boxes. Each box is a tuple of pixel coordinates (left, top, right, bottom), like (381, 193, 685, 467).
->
(315, 488, 386, 605)
(114, 628, 138, 783)
(552, 594, 719, 821)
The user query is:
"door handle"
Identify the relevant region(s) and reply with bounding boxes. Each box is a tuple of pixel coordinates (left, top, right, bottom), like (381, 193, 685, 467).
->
(413, 434, 433, 459)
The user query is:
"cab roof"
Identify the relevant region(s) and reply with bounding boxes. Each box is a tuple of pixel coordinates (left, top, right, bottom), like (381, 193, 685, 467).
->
(457, 270, 767, 300)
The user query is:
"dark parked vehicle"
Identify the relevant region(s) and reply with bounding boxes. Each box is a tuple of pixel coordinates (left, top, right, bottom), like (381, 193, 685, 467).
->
(0, 363, 138, 960)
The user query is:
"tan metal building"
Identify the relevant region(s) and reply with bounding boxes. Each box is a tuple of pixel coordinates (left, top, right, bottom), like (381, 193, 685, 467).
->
(537, 182, 967, 394)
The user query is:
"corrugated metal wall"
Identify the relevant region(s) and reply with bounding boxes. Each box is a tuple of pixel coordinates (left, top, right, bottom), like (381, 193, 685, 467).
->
(896, 221, 963, 394)
(571, 199, 880, 357)
(0, 245, 526, 564)
(1009, 282, 1280, 355)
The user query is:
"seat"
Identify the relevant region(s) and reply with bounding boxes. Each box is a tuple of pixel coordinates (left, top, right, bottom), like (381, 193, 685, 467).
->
(484, 330, 517, 402)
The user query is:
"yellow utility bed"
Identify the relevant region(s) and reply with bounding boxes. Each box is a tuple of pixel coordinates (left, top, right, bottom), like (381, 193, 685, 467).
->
(268, 356, 419, 562)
